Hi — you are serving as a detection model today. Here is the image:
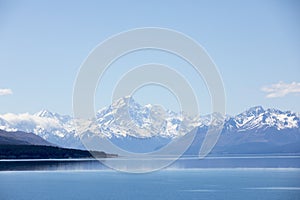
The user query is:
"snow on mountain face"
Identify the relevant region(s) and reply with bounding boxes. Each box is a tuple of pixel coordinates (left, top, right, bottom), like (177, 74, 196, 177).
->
(95, 96, 200, 138)
(225, 106, 299, 132)
(0, 97, 200, 147)
(0, 99, 299, 149)
(0, 111, 79, 148)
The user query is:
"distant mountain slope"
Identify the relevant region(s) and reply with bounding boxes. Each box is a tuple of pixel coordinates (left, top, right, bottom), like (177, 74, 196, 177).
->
(0, 130, 117, 160)
(184, 129, 300, 155)
(0, 145, 116, 159)
(0, 129, 52, 146)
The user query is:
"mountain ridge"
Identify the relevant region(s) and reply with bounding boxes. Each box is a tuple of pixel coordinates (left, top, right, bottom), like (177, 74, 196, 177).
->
(0, 97, 299, 151)
(0, 129, 52, 146)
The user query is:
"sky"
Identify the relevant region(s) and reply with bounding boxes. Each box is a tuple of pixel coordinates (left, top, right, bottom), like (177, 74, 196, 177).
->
(0, 0, 300, 116)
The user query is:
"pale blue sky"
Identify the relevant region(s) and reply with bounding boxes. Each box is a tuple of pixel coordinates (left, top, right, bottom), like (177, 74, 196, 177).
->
(0, 0, 299, 115)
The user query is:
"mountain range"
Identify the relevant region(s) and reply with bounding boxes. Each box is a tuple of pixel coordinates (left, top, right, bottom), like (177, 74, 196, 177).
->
(0, 96, 299, 154)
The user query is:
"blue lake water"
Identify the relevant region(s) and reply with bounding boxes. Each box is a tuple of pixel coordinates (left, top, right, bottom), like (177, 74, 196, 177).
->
(0, 169, 300, 200)
(0, 156, 300, 200)
(1, 155, 300, 171)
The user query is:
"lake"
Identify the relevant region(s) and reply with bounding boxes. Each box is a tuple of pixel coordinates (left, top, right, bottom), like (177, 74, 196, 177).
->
(1, 155, 300, 171)
(0, 156, 300, 200)
(0, 169, 300, 200)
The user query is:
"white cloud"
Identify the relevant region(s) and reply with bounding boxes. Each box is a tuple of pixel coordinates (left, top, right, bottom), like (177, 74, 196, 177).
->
(0, 88, 13, 96)
(261, 81, 300, 98)
(0, 113, 61, 130)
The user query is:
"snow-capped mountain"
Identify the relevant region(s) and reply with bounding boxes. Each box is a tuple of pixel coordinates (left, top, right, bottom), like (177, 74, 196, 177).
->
(223, 106, 300, 133)
(0, 110, 80, 148)
(0, 97, 299, 152)
(0, 96, 201, 149)
(95, 96, 200, 138)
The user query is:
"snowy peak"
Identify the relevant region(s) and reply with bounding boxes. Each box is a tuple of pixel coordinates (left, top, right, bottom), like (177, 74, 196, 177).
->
(237, 106, 265, 118)
(228, 106, 299, 132)
(34, 109, 56, 118)
(35, 109, 72, 123)
(95, 96, 199, 138)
